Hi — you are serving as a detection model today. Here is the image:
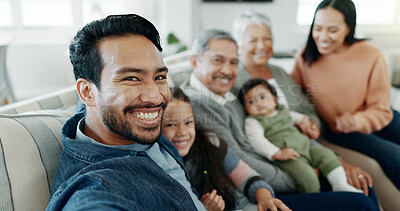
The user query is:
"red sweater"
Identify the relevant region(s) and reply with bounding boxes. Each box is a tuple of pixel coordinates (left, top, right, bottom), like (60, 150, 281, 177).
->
(291, 41, 393, 134)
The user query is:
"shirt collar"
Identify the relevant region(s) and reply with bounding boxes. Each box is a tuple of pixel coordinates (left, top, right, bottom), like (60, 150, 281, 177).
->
(189, 74, 236, 105)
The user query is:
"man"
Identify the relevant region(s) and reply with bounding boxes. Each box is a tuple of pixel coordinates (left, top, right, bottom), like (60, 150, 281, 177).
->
(47, 14, 205, 210)
(180, 29, 296, 193)
(179, 29, 379, 210)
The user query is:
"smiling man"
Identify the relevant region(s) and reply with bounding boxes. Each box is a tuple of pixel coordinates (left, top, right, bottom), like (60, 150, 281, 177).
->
(47, 14, 205, 210)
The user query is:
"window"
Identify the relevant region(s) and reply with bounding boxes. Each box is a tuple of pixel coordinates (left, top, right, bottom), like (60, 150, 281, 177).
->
(82, 0, 156, 25)
(0, 0, 12, 27)
(0, 0, 159, 29)
(297, 0, 400, 25)
(21, 0, 73, 27)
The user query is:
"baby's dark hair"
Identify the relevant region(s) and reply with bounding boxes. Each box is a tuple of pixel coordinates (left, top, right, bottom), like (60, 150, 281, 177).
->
(237, 78, 278, 106)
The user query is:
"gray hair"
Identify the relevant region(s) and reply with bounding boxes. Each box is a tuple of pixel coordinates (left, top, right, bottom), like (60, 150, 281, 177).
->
(232, 10, 272, 46)
(191, 29, 237, 59)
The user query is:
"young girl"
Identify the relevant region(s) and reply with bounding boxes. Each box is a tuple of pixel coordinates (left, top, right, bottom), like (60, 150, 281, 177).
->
(162, 87, 289, 211)
(238, 78, 362, 194)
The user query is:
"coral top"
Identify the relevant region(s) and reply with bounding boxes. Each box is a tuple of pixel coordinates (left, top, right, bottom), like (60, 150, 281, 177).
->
(291, 41, 393, 134)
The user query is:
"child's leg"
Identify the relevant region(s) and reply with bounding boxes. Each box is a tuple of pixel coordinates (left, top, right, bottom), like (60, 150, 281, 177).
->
(309, 146, 362, 193)
(274, 157, 320, 193)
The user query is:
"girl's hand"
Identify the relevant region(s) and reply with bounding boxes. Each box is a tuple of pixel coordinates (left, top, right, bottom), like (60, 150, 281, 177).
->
(255, 188, 292, 211)
(200, 189, 225, 211)
(272, 148, 300, 161)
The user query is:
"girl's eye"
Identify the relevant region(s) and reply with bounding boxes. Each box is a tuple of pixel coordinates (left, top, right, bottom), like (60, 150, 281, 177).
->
(249, 100, 254, 104)
(166, 123, 176, 127)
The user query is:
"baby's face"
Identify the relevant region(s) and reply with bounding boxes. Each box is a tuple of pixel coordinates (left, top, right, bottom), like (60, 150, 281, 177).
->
(243, 84, 277, 116)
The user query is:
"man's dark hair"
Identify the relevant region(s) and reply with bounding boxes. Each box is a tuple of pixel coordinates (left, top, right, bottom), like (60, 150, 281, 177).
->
(69, 14, 162, 89)
(237, 78, 277, 107)
(302, 0, 365, 66)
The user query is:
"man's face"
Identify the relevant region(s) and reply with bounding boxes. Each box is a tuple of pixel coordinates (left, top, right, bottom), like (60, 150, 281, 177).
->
(94, 35, 170, 145)
(193, 39, 238, 96)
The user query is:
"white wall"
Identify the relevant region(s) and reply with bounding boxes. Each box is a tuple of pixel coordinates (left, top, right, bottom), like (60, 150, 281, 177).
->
(198, 0, 302, 52)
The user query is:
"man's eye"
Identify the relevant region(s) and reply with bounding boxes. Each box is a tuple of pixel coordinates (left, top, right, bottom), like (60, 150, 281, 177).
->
(155, 75, 167, 80)
(124, 77, 138, 81)
(186, 120, 194, 125)
(212, 58, 223, 64)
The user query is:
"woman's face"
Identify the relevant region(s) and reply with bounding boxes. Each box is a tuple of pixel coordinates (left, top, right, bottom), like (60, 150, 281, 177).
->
(312, 7, 350, 55)
(239, 23, 273, 66)
(162, 99, 196, 157)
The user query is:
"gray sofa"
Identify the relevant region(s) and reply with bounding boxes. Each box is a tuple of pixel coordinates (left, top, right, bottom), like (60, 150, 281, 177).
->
(0, 52, 399, 210)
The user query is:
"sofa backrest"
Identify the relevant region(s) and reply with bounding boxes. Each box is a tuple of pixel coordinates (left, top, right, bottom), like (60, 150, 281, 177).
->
(0, 110, 75, 211)
(0, 86, 78, 114)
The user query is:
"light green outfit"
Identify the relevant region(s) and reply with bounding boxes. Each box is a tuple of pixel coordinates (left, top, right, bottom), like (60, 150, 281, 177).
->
(249, 105, 340, 193)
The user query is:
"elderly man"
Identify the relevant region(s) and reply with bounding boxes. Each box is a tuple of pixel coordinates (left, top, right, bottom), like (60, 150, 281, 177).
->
(180, 29, 379, 211)
(47, 14, 205, 210)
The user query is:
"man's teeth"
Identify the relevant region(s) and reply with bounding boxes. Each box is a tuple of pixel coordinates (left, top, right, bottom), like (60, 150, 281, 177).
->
(216, 78, 229, 83)
(132, 112, 158, 120)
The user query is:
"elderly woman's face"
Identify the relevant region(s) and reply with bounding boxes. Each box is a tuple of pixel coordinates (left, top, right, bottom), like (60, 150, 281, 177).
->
(239, 24, 273, 66)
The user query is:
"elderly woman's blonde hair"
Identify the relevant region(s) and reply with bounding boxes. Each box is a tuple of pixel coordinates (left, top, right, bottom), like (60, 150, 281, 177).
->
(232, 10, 272, 46)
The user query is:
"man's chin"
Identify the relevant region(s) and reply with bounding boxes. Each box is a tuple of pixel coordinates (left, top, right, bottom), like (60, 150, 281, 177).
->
(132, 127, 161, 145)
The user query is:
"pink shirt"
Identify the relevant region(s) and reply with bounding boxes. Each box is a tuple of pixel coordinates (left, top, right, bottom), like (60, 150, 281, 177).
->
(291, 41, 393, 134)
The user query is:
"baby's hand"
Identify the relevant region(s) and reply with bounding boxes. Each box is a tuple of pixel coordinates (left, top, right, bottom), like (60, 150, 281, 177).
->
(200, 189, 225, 211)
(272, 148, 300, 161)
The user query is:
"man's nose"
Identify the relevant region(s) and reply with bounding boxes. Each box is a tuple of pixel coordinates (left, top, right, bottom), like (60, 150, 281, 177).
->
(220, 62, 233, 75)
(139, 82, 163, 104)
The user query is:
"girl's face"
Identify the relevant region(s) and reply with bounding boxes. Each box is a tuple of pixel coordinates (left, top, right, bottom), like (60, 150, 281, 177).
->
(243, 84, 277, 117)
(162, 99, 196, 157)
(312, 7, 350, 55)
(239, 23, 273, 67)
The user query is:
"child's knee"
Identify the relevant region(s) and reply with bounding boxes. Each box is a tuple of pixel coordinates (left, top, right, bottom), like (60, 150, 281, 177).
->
(297, 176, 320, 193)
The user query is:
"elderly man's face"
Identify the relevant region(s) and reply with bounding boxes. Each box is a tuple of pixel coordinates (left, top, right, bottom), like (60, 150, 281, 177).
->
(193, 39, 238, 96)
(92, 35, 170, 145)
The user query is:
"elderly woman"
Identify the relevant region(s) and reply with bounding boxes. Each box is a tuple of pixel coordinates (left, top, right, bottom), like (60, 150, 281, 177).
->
(232, 9, 373, 195)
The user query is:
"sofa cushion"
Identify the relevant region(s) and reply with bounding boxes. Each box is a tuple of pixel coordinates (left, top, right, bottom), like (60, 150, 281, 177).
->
(0, 110, 75, 211)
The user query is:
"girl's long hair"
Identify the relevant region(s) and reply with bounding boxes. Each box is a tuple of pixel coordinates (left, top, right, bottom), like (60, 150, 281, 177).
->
(170, 87, 237, 209)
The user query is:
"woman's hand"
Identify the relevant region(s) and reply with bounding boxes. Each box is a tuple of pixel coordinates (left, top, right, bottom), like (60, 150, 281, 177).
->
(296, 117, 320, 139)
(339, 159, 373, 196)
(272, 148, 300, 161)
(255, 188, 292, 211)
(335, 113, 357, 133)
(200, 189, 225, 211)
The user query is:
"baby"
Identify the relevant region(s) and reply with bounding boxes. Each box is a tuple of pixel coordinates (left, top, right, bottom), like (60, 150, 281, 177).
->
(238, 78, 362, 194)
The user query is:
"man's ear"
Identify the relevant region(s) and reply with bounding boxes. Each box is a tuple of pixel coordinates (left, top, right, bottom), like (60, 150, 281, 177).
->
(189, 55, 198, 70)
(76, 78, 98, 107)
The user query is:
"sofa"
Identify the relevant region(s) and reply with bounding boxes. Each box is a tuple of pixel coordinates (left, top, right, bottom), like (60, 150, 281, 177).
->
(0, 52, 399, 211)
